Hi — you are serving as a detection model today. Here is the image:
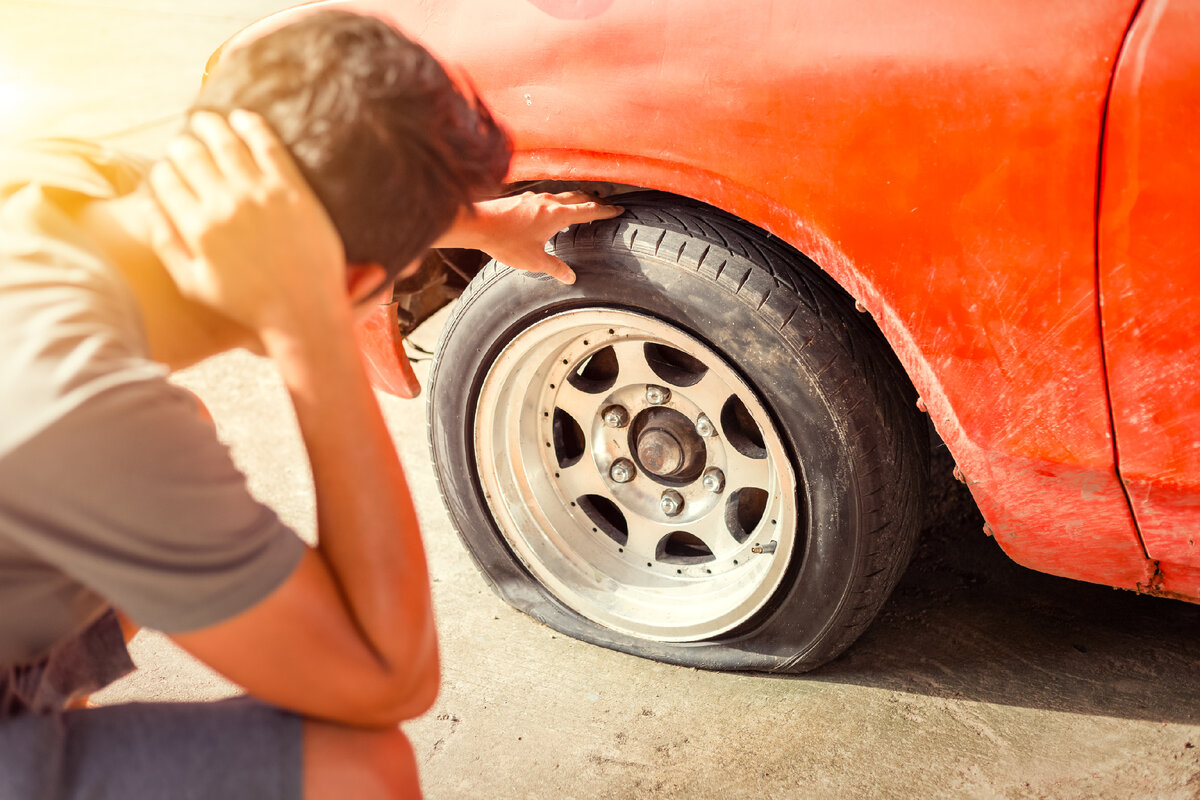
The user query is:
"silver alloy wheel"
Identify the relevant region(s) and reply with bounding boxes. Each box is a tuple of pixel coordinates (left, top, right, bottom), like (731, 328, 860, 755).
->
(474, 308, 798, 641)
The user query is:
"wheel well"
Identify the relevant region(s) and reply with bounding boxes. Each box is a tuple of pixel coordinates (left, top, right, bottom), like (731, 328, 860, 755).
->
(514, 183, 920, 401)
(404, 182, 921, 418)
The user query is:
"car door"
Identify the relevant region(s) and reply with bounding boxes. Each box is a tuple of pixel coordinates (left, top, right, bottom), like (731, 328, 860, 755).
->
(1099, 0, 1200, 597)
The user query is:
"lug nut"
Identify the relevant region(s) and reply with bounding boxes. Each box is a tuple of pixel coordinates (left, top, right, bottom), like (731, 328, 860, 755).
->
(603, 405, 630, 428)
(610, 458, 636, 483)
(660, 489, 684, 517)
(646, 385, 671, 405)
(695, 414, 716, 438)
(702, 468, 725, 494)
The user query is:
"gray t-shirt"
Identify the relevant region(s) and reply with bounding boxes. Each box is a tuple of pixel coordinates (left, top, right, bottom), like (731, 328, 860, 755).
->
(0, 141, 305, 668)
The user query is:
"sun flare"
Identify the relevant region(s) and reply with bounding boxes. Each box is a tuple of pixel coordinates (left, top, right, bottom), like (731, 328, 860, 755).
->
(0, 67, 43, 142)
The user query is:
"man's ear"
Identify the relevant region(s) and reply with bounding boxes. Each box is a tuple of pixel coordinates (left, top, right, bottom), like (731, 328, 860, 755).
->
(346, 263, 389, 305)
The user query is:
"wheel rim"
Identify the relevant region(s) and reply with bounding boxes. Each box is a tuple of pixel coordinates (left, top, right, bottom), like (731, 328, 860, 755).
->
(474, 308, 798, 641)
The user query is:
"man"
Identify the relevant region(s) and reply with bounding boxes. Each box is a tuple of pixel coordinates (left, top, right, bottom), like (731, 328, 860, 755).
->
(0, 10, 619, 799)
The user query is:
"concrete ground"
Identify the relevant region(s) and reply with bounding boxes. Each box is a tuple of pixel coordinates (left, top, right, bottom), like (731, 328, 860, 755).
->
(4, 2, 1200, 797)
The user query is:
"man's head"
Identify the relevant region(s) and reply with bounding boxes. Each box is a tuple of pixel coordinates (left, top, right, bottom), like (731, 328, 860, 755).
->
(192, 10, 511, 289)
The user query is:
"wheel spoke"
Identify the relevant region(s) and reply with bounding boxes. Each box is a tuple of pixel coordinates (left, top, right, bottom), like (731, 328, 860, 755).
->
(723, 447, 773, 495)
(610, 340, 660, 388)
(552, 382, 604, 430)
(681, 506, 744, 558)
(688, 370, 737, 415)
(554, 460, 608, 502)
(623, 516, 669, 561)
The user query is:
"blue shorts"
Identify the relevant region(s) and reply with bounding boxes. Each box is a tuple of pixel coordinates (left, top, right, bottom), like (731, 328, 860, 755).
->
(0, 697, 303, 800)
(0, 612, 302, 800)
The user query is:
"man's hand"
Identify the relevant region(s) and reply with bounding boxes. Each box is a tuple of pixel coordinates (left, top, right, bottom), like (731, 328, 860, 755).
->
(435, 190, 624, 284)
(147, 110, 349, 337)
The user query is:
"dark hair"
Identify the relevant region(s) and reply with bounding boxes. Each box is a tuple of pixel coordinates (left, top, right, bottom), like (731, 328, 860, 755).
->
(193, 10, 511, 288)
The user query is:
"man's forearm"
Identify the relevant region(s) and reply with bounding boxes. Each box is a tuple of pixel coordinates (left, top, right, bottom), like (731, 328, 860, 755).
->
(431, 204, 486, 251)
(261, 310, 436, 675)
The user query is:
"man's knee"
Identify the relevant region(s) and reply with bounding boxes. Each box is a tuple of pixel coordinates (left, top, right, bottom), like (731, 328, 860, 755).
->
(303, 719, 421, 800)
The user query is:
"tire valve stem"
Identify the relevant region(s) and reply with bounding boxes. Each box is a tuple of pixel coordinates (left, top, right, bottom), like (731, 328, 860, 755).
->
(751, 540, 778, 555)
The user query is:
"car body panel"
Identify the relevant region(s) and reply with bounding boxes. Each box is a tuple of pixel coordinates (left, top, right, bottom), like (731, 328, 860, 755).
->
(402, 0, 1153, 592)
(1100, 0, 1200, 599)
(356, 298, 421, 399)
(222, 0, 1200, 599)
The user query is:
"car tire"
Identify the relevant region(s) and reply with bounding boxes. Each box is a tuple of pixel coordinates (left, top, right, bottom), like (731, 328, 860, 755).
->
(428, 194, 927, 672)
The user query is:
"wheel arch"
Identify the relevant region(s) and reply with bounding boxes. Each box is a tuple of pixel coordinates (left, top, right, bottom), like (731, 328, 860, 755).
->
(506, 154, 943, 449)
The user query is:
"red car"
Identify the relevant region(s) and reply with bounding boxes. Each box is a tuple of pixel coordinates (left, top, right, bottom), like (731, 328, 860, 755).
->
(217, 0, 1200, 671)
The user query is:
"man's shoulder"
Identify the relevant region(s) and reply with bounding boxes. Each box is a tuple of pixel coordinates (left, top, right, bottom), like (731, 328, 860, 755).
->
(0, 139, 148, 202)
(0, 140, 158, 458)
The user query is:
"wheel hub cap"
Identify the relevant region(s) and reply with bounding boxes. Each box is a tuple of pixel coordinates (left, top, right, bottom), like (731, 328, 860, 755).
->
(633, 407, 706, 481)
(637, 428, 684, 475)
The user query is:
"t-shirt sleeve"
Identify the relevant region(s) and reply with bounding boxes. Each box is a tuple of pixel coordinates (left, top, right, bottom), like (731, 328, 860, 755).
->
(0, 376, 307, 634)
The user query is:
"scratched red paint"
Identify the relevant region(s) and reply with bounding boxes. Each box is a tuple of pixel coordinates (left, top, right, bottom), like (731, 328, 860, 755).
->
(1099, 0, 1200, 600)
(221, 0, 1200, 603)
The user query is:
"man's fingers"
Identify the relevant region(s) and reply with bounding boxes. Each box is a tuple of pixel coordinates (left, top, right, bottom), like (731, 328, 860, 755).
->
(189, 111, 260, 181)
(148, 160, 199, 225)
(555, 201, 625, 226)
(144, 197, 193, 277)
(549, 191, 625, 216)
(228, 109, 305, 185)
(588, 202, 625, 219)
(528, 252, 576, 284)
(164, 133, 224, 198)
(551, 190, 596, 205)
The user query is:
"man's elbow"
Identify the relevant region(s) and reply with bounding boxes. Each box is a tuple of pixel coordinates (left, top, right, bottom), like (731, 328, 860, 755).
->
(341, 638, 441, 727)
(382, 659, 440, 722)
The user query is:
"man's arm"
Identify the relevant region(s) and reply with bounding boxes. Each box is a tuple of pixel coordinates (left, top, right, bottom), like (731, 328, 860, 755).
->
(173, 322, 438, 727)
(151, 110, 436, 727)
